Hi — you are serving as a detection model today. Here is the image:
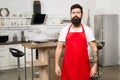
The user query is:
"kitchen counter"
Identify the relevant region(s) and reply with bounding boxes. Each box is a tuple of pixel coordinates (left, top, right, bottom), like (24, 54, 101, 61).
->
(0, 40, 57, 46)
(22, 42, 57, 49)
(22, 41, 58, 80)
(0, 41, 29, 45)
(0, 41, 58, 80)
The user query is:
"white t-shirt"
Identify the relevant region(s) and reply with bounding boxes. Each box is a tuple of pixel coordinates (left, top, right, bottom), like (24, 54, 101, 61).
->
(58, 23, 95, 42)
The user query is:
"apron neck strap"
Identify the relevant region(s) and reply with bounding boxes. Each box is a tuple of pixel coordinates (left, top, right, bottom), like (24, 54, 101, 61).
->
(81, 24, 85, 32)
(68, 24, 85, 33)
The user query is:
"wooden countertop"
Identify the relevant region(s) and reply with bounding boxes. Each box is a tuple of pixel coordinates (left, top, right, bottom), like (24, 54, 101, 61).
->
(0, 41, 29, 45)
(0, 41, 57, 49)
(22, 42, 57, 49)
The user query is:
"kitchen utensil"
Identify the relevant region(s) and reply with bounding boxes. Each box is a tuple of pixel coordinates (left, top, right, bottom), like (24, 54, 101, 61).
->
(0, 35, 8, 43)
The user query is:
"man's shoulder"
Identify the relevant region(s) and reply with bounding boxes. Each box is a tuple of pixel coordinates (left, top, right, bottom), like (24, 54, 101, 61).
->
(82, 24, 92, 30)
(61, 23, 71, 30)
(82, 24, 90, 28)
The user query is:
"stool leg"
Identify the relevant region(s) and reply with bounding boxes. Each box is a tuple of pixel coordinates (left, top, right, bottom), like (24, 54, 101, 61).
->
(17, 57, 20, 80)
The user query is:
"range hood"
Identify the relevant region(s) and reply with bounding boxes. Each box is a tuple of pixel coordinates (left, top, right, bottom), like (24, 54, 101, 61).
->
(31, 14, 46, 24)
(31, 0, 46, 25)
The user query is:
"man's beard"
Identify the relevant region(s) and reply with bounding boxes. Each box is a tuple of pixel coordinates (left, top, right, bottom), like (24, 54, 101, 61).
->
(71, 16, 81, 27)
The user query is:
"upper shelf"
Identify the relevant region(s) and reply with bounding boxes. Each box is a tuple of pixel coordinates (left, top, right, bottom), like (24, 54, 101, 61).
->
(27, 60, 48, 67)
(0, 17, 32, 19)
(0, 17, 32, 26)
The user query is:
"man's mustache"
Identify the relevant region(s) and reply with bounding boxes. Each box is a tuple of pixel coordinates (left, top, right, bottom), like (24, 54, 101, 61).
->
(72, 16, 80, 19)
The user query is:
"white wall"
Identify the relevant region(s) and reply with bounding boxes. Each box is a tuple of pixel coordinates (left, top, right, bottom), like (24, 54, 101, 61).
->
(0, 0, 32, 16)
(0, 0, 96, 25)
(95, 0, 120, 14)
(42, 0, 95, 29)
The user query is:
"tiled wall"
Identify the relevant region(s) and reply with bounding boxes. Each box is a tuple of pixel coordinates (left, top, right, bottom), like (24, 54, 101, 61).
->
(0, 24, 65, 42)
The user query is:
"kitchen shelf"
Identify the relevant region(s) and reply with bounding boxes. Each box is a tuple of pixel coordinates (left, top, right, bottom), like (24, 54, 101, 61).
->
(28, 78, 40, 80)
(0, 25, 31, 27)
(22, 42, 56, 80)
(26, 60, 48, 67)
(0, 17, 32, 26)
(34, 78, 40, 80)
(0, 17, 31, 19)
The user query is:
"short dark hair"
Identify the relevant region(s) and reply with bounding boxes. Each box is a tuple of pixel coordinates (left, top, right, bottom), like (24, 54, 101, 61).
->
(70, 4, 83, 13)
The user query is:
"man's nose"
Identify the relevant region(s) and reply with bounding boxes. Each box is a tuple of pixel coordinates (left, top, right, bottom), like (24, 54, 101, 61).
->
(74, 13, 78, 16)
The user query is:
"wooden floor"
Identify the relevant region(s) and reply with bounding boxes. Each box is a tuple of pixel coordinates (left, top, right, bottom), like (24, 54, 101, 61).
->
(0, 65, 120, 80)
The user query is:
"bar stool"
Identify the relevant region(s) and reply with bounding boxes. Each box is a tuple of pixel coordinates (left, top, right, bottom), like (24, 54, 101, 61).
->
(9, 48, 25, 80)
(97, 42, 105, 50)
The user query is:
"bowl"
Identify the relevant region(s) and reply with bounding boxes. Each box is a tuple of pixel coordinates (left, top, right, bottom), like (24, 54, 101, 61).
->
(0, 35, 8, 43)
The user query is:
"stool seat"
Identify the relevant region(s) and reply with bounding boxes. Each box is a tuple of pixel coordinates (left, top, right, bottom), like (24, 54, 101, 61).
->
(9, 48, 24, 57)
(97, 42, 105, 50)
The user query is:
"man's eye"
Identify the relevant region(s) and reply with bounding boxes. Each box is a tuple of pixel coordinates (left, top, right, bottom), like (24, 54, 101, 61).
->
(72, 12, 75, 14)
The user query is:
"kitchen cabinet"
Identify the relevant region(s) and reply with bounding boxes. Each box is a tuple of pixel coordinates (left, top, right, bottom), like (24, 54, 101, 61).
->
(0, 45, 10, 70)
(22, 42, 63, 80)
(0, 44, 36, 70)
(49, 47, 64, 80)
(0, 45, 22, 70)
(94, 14, 119, 66)
(9, 44, 36, 67)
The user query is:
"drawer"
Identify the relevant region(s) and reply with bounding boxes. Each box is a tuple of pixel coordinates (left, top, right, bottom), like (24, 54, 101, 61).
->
(0, 56, 10, 67)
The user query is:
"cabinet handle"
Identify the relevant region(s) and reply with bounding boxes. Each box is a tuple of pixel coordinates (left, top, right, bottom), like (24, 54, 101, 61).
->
(100, 29, 104, 40)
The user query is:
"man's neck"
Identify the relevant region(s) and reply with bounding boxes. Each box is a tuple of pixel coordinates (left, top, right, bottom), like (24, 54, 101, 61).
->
(71, 24, 82, 31)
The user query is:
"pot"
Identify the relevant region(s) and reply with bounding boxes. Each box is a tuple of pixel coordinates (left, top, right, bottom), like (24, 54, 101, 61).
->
(0, 35, 8, 43)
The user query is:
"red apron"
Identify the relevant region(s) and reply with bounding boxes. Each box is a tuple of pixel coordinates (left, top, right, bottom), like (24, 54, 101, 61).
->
(61, 24, 90, 80)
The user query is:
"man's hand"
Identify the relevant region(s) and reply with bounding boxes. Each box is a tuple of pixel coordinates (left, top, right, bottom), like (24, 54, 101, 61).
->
(55, 65, 61, 77)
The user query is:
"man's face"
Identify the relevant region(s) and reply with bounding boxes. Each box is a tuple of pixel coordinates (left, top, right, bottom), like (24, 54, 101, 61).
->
(71, 8, 82, 18)
(71, 8, 82, 27)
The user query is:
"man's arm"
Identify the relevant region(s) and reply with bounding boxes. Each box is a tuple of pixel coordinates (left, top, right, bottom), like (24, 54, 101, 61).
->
(55, 41, 64, 76)
(89, 40, 98, 77)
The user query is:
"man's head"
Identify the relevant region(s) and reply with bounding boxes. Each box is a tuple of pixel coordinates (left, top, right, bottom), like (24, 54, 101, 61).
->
(70, 4, 83, 27)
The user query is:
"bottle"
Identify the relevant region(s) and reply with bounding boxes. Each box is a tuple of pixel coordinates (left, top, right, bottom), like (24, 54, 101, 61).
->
(13, 33, 18, 42)
(21, 31, 26, 42)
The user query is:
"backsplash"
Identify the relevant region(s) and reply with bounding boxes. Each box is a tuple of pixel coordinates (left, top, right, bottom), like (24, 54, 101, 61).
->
(0, 24, 65, 42)
(0, 26, 32, 41)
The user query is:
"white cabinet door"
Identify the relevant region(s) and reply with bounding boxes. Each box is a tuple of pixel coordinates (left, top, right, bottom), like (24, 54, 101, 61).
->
(8, 44, 36, 67)
(0, 45, 10, 70)
(0, 44, 36, 70)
